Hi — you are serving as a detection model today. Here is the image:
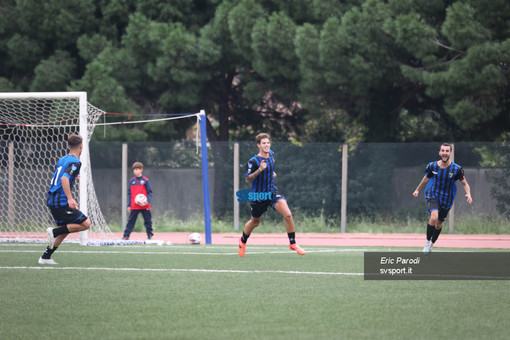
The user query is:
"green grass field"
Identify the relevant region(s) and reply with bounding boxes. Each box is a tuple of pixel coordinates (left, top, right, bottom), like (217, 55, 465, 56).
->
(1, 243, 509, 339)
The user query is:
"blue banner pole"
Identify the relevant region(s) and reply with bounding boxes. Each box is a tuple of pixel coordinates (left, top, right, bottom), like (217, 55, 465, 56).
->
(199, 110, 212, 244)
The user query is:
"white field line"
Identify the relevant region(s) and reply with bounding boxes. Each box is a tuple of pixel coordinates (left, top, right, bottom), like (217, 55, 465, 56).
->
(0, 248, 369, 256)
(0, 265, 363, 276)
(0, 244, 370, 251)
(1, 265, 505, 279)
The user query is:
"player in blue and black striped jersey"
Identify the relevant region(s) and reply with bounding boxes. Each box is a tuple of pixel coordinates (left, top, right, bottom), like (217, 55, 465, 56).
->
(237, 133, 306, 257)
(38, 134, 91, 265)
(413, 143, 472, 253)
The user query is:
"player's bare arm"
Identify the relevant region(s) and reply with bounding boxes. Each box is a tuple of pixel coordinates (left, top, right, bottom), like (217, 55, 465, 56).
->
(461, 179, 473, 204)
(61, 176, 78, 209)
(413, 175, 430, 197)
(246, 160, 267, 184)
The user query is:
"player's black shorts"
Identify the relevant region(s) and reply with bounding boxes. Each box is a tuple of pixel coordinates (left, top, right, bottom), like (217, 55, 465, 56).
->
(49, 205, 88, 226)
(426, 198, 449, 222)
(249, 191, 286, 218)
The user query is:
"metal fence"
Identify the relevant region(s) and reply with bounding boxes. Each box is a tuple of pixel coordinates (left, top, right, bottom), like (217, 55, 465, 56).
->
(87, 141, 510, 232)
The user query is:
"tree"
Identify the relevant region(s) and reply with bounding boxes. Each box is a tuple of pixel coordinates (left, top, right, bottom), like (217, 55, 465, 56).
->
(384, 0, 510, 141)
(1, 0, 510, 143)
(30, 51, 76, 92)
(298, 0, 402, 142)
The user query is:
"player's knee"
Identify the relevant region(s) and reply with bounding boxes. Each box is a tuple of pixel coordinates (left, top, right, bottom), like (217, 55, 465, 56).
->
(283, 211, 293, 222)
(82, 219, 91, 230)
(429, 217, 438, 226)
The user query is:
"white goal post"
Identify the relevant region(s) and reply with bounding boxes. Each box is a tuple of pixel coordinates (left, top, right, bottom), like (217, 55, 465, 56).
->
(0, 92, 113, 245)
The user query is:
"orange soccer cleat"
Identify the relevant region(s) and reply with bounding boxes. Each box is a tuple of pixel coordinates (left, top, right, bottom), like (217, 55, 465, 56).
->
(238, 238, 246, 257)
(289, 243, 306, 255)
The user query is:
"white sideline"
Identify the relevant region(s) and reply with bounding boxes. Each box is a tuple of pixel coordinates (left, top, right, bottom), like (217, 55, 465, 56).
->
(0, 248, 370, 256)
(0, 266, 363, 276)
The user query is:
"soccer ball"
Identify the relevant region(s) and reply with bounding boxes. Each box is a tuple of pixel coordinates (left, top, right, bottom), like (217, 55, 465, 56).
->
(135, 193, 147, 206)
(189, 232, 201, 245)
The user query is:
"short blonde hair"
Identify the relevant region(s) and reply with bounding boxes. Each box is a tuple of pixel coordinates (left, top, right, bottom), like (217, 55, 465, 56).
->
(256, 133, 270, 144)
(132, 162, 143, 170)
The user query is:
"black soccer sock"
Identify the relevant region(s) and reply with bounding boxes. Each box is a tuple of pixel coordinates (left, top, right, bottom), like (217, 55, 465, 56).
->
(42, 246, 58, 259)
(53, 225, 69, 237)
(241, 232, 250, 244)
(288, 232, 296, 245)
(426, 224, 435, 241)
(431, 227, 442, 243)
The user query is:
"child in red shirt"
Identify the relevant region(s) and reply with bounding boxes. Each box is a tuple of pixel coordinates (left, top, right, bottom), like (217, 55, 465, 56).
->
(122, 162, 153, 240)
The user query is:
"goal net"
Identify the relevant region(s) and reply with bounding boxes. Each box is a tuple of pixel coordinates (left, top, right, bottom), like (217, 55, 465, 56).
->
(0, 92, 118, 245)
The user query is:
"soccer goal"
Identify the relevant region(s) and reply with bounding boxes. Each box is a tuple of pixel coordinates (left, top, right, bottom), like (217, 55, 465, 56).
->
(0, 92, 212, 245)
(0, 92, 116, 245)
